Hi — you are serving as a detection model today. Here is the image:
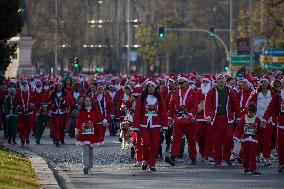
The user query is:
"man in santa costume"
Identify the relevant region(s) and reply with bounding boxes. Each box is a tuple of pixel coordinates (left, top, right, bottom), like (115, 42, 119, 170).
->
(204, 73, 241, 166)
(70, 82, 83, 106)
(47, 82, 71, 147)
(15, 80, 36, 146)
(261, 86, 284, 172)
(107, 83, 121, 136)
(160, 77, 177, 153)
(196, 75, 213, 162)
(164, 74, 199, 166)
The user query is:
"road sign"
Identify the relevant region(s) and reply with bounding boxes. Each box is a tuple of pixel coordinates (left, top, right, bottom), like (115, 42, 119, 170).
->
(231, 53, 255, 65)
(263, 63, 284, 70)
(263, 48, 284, 56)
(237, 38, 250, 54)
(260, 55, 284, 64)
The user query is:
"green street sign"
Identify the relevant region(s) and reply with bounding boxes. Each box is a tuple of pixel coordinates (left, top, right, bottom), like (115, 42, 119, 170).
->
(231, 53, 255, 65)
(264, 63, 284, 70)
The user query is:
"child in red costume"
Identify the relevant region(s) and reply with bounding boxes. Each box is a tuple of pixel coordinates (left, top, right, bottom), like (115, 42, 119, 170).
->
(234, 102, 263, 176)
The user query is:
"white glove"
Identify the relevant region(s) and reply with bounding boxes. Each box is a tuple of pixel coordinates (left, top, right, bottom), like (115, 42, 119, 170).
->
(102, 119, 108, 127)
(233, 137, 240, 142)
(260, 120, 267, 128)
(205, 116, 212, 123)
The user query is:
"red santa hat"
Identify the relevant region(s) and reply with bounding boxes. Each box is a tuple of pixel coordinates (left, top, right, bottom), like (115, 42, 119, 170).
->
(259, 77, 269, 83)
(146, 78, 157, 87)
(202, 75, 211, 82)
(216, 73, 225, 79)
(132, 86, 143, 96)
(177, 73, 189, 83)
(188, 76, 196, 84)
(275, 71, 283, 80)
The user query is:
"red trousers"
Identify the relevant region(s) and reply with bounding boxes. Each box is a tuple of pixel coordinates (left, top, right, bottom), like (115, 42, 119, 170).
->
(277, 127, 284, 166)
(18, 115, 34, 142)
(258, 123, 273, 158)
(171, 122, 197, 160)
(211, 115, 233, 164)
(196, 121, 213, 159)
(51, 115, 67, 141)
(140, 127, 161, 166)
(135, 131, 143, 162)
(243, 141, 258, 171)
(96, 124, 106, 143)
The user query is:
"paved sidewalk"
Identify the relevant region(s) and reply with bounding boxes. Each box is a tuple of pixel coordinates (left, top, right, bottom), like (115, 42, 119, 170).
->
(3, 144, 60, 189)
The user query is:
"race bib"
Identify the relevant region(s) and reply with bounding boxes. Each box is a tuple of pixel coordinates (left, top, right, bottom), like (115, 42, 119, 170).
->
(244, 123, 257, 135)
(81, 121, 94, 134)
(145, 109, 158, 116)
(176, 106, 189, 116)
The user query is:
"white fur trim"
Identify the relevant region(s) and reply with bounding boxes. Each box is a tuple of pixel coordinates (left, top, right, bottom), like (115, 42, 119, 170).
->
(177, 77, 189, 83)
(146, 81, 157, 87)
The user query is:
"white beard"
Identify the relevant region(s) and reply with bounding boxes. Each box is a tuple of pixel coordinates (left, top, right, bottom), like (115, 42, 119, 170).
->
(21, 85, 29, 92)
(30, 81, 36, 90)
(73, 91, 80, 100)
(201, 83, 211, 95)
(97, 94, 103, 101)
(109, 91, 116, 99)
(35, 87, 42, 93)
(115, 84, 121, 90)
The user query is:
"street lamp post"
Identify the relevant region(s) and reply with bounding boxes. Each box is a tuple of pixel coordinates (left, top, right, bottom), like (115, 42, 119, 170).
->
(54, 0, 58, 76)
(127, 0, 131, 75)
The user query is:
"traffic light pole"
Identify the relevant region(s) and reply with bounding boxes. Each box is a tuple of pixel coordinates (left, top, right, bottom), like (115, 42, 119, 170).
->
(165, 28, 230, 64)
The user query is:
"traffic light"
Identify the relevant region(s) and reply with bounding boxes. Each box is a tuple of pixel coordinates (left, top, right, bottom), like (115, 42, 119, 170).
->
(224, 65, 229, 72)
(209, 26, 215, 38)
(224, 61, 229, 72)
(95, 67, 101, 72)
(158, 27, 165, 39)
(74, 57, 79, 68)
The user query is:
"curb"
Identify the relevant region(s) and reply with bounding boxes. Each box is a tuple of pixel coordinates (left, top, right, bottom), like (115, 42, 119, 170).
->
(3, 144, 60, 189)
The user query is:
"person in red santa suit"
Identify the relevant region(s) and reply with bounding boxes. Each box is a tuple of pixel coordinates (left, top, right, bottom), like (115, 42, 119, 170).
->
(78, 74, 89, 92)
(238, 79, 254, 115)
(118, 85, 133, 122)
(107, 83, 120, 136)
(204, 73, 241, 166)
(132, 80, 168, 171)
(261, 83, 284, 172)
(92, 84, 114, 145)
(129, 86, 144, 166)
(75, 96, 106, 175)
(47, 82, 72, 147)
(160, 77, 177, 153)
(42, 80, 51, 102)
(70, 82, 84, 106)
(15, 80, 36, 146)
(234, 102, 263, 176)
(247, 78, 273, 166)
(164, 74, 199, 166)
(196, 75, 213, 162)
(63, 76, 73, 95)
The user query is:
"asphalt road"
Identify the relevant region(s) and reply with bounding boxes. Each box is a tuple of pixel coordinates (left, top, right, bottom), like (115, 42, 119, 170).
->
(1, 129, 283, 189)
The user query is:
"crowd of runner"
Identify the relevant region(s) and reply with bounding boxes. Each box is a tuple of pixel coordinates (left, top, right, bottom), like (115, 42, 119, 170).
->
(0, 69, 284, 175)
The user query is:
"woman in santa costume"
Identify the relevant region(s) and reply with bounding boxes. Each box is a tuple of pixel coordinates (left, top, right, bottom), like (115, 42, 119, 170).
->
(164, 74, 199, 166)
(196, 75, 213, 162)
(75, 96, 106, 175)
(15, 80, 36, 146)
(247, 78, 273, 166)
(132, 80, 168, 171)
(238, 79, 254, 115)
(204, 73, 241, 166)
(92, 83, 114, 145)
(47, 82, 71, 147)
(261, 83, 284, 172)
